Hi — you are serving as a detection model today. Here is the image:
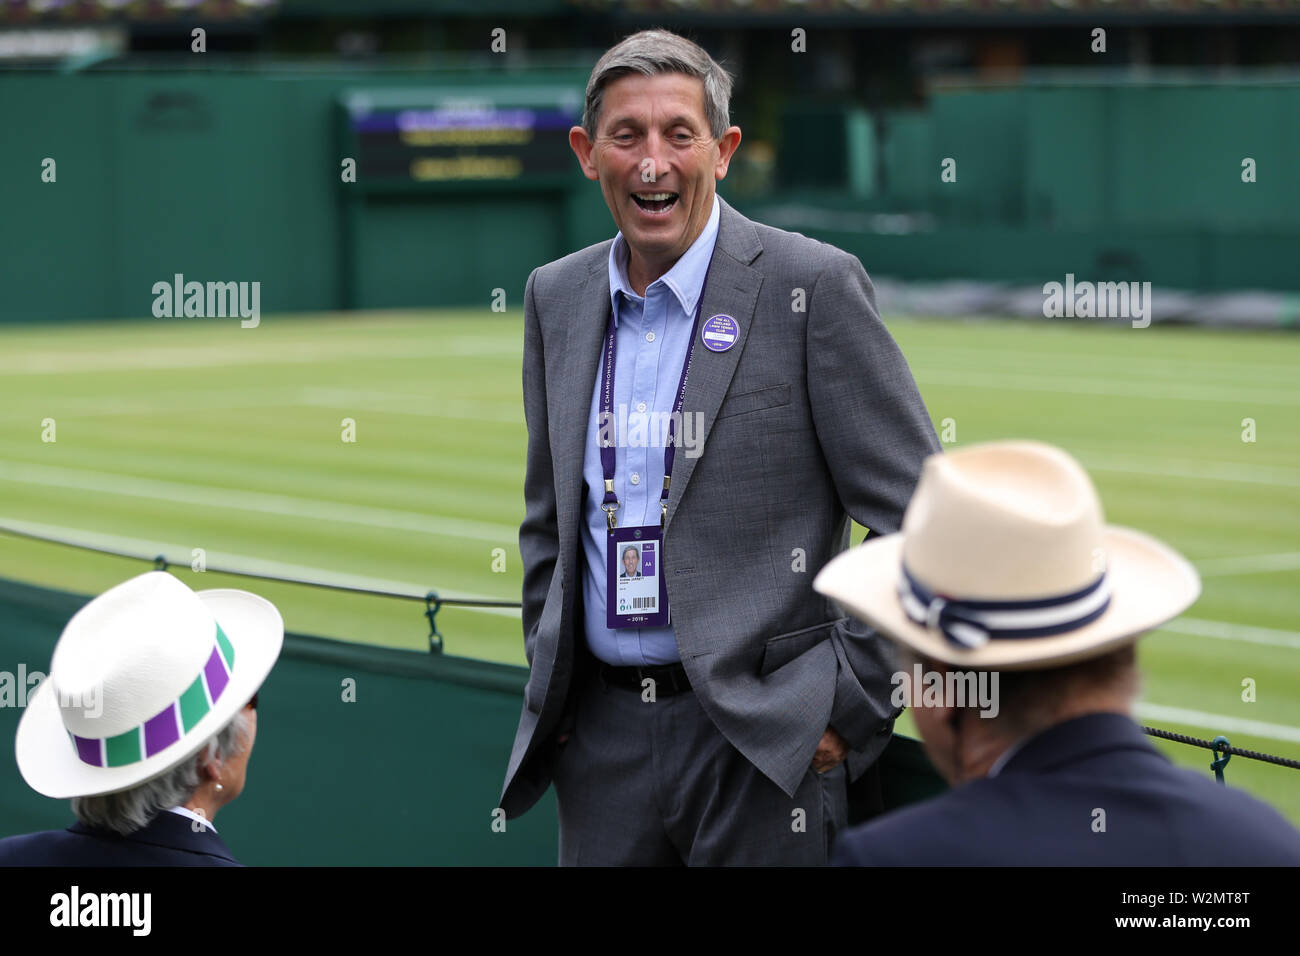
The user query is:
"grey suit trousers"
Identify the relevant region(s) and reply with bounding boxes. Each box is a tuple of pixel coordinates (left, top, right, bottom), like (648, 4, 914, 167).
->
(553, 656, 849, 866)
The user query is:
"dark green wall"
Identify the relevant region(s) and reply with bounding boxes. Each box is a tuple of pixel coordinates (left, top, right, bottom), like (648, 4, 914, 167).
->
(812, 83, 1300, 231)
(0, 576, 562, 865)
(0, 69, 608, 324)
(4, 73, 1298, 325)
(775, 81, 1300, 291)
(770, 223, 1300, 298)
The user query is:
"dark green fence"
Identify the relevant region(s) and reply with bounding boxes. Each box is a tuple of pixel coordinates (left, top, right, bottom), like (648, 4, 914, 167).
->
(3, 71, 1299, 324)
(774, 78, 1300, 291)
(0, 573, 946, 865)
(0, 576, 561, 865)
(0, 69, 608, 324)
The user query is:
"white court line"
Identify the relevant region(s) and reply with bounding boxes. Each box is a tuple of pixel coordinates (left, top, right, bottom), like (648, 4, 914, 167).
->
(0, 384, 524, 425)
(1159, 617, 1300, 650)
(0, 518, 521, 619)
(1136, 703, 1300, 746)
(1194, 552, 1300, 577)
(0, 389, 305, 420)
(915, 370, 1300, 406)
(0, 338, 520, 375)
(296, 388, 522, 424)
(911, 345, 1300, 378)
(1078, 455, 1300, 488)
(0, 460, 519, 544)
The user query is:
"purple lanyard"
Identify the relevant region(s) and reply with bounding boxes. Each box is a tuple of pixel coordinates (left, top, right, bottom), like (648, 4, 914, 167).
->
(599, 277, 708, 530)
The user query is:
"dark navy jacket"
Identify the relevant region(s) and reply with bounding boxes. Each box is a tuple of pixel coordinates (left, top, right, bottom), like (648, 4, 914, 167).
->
(832, 712, 1300, 866)
(0, 810, 241, 867)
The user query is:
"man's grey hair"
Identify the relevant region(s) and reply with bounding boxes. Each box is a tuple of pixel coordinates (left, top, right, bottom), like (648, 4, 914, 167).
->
(583, 30, 733, 141)
(70, 709, 252, 836)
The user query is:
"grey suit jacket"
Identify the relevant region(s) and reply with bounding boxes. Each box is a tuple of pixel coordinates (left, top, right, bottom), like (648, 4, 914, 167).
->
(501, 196, 940, 818)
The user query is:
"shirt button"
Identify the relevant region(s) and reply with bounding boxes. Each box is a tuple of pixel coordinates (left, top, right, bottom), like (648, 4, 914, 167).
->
(645, 331, 656, 343)
(636, 401, 647, 413)
(630, 473, 641, 485)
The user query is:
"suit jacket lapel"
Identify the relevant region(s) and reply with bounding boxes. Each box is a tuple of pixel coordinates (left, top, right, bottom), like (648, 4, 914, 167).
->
(664, 198, 763, 530)
(553, 254, 612, 569)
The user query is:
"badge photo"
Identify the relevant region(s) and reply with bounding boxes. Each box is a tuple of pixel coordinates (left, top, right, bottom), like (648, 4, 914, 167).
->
(606, 526, 670, 629)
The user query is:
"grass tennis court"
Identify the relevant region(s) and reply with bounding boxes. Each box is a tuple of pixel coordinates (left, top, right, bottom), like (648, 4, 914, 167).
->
(1, 309, 1297, 824)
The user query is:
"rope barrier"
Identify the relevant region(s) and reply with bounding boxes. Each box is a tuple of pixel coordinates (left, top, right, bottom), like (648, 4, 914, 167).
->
(0, 521, 519, 607)
(1143, 725, 1300, 774)
(3, 521, 1298, 779)
(0, 520, 520, 654)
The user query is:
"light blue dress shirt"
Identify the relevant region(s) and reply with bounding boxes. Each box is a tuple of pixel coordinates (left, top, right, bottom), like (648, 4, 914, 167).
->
(579, 195, 721, 666)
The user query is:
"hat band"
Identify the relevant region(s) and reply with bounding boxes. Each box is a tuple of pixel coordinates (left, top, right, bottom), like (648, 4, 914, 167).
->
(68, 623, 236, 769)
(898, 565, 1111, 650)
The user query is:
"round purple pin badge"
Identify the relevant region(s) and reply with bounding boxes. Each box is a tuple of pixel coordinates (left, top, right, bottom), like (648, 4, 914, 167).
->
(700, 314, 738, 352)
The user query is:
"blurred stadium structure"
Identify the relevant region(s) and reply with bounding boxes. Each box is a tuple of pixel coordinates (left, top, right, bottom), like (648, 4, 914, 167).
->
(1, 1, 1298, 864)
(2, 0, 1299, 323)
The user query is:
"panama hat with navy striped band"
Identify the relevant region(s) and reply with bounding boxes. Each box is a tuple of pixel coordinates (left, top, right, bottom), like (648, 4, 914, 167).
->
(15, 570, 282, 799)
(813, 441, 1200, 670)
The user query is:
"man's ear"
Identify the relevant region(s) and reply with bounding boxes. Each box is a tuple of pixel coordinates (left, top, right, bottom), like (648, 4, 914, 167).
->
(569, 126, 600, 182)
(713, 126, 742, 181)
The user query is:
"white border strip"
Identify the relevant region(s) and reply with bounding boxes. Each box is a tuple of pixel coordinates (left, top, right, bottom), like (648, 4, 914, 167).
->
(1136, 703, 1300, 746)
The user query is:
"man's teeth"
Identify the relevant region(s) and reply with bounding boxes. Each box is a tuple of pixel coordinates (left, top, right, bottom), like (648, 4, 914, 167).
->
(632, 192, 679, 213)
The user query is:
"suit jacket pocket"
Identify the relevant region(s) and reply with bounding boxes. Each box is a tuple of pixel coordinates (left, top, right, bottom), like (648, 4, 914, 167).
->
(759, 619, 840, 676)
(716, 383, 791, 421)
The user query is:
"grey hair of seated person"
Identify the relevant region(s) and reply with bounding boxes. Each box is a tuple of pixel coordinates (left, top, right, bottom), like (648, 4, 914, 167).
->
(892, 641, 1142, 741)
(69, 709, 252, 836)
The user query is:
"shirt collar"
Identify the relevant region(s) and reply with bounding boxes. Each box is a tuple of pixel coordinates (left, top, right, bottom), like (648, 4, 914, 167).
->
(607, 193, 721, 324)
(985, 737, 1028, 778)
(166, 805, 218, 833)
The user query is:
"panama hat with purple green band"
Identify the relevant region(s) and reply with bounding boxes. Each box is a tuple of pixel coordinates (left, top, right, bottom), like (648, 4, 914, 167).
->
(15, 571, 282, 799)
(813, 441, 1201, 671)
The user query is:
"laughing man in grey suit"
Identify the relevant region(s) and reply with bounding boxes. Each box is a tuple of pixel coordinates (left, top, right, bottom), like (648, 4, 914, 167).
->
(499, 29, 941, 865)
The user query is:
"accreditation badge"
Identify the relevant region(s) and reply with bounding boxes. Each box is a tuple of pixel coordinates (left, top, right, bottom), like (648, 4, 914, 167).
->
(606, 525, 670, 629)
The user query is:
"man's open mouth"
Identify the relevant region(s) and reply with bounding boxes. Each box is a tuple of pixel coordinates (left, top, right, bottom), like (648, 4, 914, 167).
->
(631, 191, 679, 214)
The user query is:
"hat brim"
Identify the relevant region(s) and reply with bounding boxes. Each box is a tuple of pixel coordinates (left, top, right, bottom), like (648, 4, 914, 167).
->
(813, 525, 1200, 670)
(14, 588, 283, 800)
